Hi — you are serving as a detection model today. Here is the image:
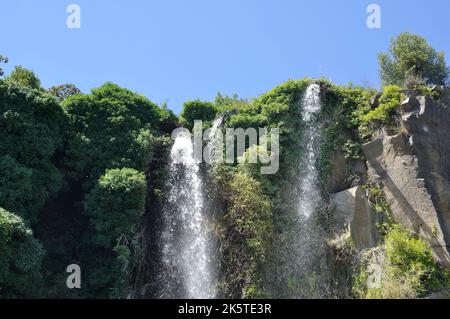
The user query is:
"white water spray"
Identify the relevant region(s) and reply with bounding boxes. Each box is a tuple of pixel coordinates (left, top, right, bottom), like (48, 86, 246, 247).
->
(161, 131, 216, 299)
(298, 83, 322, 219)
(205, 116, 225, 165)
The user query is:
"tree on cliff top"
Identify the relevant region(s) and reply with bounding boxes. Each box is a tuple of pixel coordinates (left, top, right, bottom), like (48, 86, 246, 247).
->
(6, 65, 42, 90)
(379, 33, 449, 87)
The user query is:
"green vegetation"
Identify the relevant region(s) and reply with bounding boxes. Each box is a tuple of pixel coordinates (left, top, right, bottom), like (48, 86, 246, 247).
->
(353, 182, 450, 299)
(1, 73, 174, 298)
(59, 83, 174, 298)
(316, 84, 373, 187)
(180, 99, 217, 130)
(0, 80, 64, 222)
(63, 82, 172, 186)
(385, 227, 447, 295)
(48, 83, 81, 102)
(215, 168, 273, 298)
(85, 168, 147, 248)
(364, 184, 394, 236)
(83, 168, 147, 297)
(1, 31, 449, 299)
(354, 226, 450, 299)
(379, 33, 449, 87)
(0, 55, 7, 77)
(361, 86, 403, 124)
(342, 140, 363, 160)
(0, 208, 45, 298)
(6, 65, 42, 90)
(214, 93, 250, 113)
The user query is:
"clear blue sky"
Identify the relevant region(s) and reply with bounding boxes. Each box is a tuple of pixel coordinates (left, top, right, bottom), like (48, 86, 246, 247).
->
(1, 0, 449, 113)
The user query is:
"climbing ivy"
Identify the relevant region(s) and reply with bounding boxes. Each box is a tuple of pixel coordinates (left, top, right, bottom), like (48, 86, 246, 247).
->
(361, 86, 403, 124)
(213, 167, 273, 299)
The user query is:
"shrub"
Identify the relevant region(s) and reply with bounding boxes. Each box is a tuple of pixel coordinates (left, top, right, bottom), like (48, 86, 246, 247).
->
(214, 93, 250, 113)
(384, 226, 441, 295)
(361, 86, 403, 124)
(0, 207, 45, 298)
(227, 113, 267, 130)
(380, 270, 422, 299)
(180, 99, 217, 130)
(218, 170, 273, 298)
(404, 73, 427, 90)
(355, 226, 449, 299)
(84, 168, 147, 248)
(81, 168, 147, 298)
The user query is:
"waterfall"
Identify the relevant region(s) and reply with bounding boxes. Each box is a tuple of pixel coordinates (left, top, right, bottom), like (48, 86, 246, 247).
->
(297, 83, 322, 219)
(271, 83, 331, 298)
(291, 83, 331, 298)
(205, 110, 238, 165)
(160, 130, 216, 299)
(206, 116, 224, 165)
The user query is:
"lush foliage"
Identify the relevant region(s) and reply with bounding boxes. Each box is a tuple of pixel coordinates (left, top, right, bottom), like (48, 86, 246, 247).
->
(215, 168, 273, 298)
(1, 33, 449, 299)
(81, 168, 147, 298)
(0, 156, 32, 216)
(58, 83, 172, 297)
(354, 226, 449, 299)
(5, 66, 42, 90)
(379, 33, 449, 86)
(85, 168, 147, 248)
(0, 208, 45, 298)
(0, 80, 64, 222)
(214, 93, 250, 113)
(180, 99, 217, 130)
(384, 226, 447, 295)
(1, 75, 173, 298)
(361, 86, 403, 124)
(63, 82, 171, 186)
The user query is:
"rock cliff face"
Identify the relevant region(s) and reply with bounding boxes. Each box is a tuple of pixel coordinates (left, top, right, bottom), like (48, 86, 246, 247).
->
(330, 187, 378, 250)
(401, 94, 450, 243)
(364, 92, 450, 267)
(330, 89, 450, 268)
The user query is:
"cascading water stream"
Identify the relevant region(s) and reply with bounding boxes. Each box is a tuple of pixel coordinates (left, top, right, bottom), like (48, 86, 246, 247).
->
(206, 110, 237, 165)
(297, 83, 322, 219)
(293, 83, 332, 298)
(273, 83, 330, 299)
(160, 131, 216, 299)
(206, 116, 225, 165)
